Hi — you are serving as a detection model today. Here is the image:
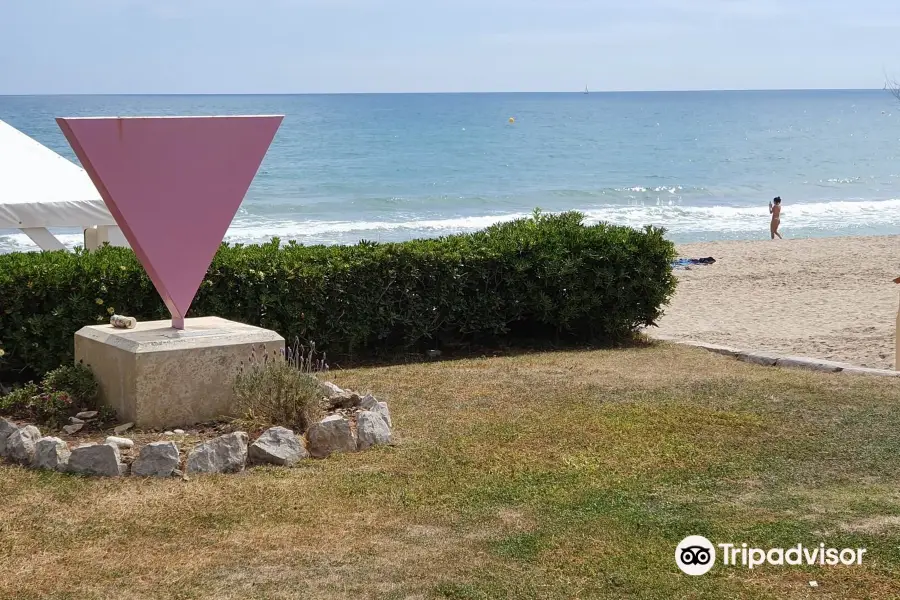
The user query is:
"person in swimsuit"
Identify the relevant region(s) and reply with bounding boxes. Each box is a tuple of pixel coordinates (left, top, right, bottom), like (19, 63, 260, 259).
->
(769, 196, 782, 239)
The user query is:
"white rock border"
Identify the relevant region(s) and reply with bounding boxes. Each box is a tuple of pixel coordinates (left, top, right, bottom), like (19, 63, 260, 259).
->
(651, 335, 900, 377)
(0, 382, 394, 479)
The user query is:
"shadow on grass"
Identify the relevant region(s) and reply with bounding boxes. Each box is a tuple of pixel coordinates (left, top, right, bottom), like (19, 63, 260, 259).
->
(325, 332, 661, 371)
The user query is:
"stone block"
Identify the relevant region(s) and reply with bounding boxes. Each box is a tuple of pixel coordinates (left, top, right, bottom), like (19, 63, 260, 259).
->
(736, 351, 780, 367)
(775, 357, 848, 373)
(356, 410, 391, 451)
(75, 317, 284, 429)
(132, 442, 180, 477)
(186, 432, 248, 474)
(249, 426, 308, 466)
(307, 415, 356, 458)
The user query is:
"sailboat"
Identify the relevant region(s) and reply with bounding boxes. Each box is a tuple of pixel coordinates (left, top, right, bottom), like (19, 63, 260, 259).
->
(584, 85, 589, 95)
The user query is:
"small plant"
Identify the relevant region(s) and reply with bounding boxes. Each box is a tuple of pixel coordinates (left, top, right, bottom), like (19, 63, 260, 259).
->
(0, 363, 102, 429)
(0, 383, 39, 416)
(286, 338, 329, 374)
(42, 363, 100, 408)
(30, 390, 76, 427)
(232, 344, 325, 433)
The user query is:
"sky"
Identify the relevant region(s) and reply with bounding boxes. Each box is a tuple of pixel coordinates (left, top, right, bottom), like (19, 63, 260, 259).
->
(2, 0, 900, 94)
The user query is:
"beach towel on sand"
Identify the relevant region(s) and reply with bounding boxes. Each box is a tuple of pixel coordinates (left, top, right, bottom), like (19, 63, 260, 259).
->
(672, 257, 716, 270)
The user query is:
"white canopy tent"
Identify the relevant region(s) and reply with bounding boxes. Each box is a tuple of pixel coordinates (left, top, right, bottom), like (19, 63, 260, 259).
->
(0, 118, 128, 251)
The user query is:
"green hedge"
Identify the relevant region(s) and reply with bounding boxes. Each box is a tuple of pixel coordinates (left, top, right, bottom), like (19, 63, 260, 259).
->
(0, 211, 676, 378)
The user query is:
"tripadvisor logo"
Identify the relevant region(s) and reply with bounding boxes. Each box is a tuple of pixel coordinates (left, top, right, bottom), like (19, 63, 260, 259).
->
(676, 535, 716, 575)
(675, 536, 867, 575)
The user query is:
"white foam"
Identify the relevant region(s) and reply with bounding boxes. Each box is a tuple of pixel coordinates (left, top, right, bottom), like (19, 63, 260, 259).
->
(582, 198, 900, 233)
(231, 213, 524, 236)
(3, 198, 900, 252)
(0, 232, 84, 253)
(226, 198, 900, 241)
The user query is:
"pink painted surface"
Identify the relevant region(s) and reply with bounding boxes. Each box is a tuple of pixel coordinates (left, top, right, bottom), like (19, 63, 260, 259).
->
(57, 116, 283, 329)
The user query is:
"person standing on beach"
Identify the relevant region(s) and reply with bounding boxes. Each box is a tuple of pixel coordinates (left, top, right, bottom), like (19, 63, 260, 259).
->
(769, 196, 783, 239)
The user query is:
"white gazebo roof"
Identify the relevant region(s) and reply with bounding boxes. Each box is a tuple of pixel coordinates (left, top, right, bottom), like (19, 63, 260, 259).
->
(0, 118, 121, 250)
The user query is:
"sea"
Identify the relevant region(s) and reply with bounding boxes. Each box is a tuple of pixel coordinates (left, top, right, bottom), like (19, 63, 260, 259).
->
(2, 90, 900, 253)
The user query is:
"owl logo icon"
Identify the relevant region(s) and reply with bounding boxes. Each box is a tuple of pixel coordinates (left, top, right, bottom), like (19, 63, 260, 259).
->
(675, 536, 716, 575)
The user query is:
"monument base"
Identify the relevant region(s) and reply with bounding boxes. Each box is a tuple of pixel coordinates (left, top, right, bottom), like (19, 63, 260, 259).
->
(74, 317, 285, 429)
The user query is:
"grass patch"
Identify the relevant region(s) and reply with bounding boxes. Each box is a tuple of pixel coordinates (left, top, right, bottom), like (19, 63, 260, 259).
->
(492, 532, 546, 561)
(2, 343, 900, 599)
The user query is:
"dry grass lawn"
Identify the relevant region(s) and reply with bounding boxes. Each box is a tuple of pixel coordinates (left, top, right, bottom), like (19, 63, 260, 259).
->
(2, 343, 900, 599)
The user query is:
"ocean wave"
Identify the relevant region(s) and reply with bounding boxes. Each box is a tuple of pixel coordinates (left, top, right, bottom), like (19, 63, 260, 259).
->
(230, 198, 900, 238)
(3, 198, 900, 252)
(580, 198, 900, 233)
(822, 177, 863, 184)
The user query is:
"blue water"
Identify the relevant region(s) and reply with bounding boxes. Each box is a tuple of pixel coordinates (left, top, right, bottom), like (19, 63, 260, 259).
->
(2, 90, 900, 252)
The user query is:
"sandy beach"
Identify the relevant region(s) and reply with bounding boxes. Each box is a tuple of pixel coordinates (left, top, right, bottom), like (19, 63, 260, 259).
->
(654, 235, 900, 370)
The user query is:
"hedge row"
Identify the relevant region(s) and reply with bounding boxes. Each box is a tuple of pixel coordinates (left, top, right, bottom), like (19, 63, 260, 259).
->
(0, 211, 677, 378)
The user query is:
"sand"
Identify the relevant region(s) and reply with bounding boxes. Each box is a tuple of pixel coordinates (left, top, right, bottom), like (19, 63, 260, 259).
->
(653, 235, 900, 370)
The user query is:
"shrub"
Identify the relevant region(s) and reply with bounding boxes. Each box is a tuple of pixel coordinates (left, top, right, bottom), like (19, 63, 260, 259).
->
(232, 345, 325, 433)
(0, 383, 39, 416)
(0, 363, 106, 429)
(41, 362, 99, 408)
(0, 346, 6, 394)
(0, 211, 677, 379)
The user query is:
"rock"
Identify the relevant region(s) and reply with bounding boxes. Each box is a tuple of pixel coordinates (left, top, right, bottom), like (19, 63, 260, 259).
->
(186, 432, 248, 474)
(306, 415, 356, 458)
(105, 436, 134, 449)
(677, 340, 740, 357)
(173, 429, 185, 435)
(67, 443, 126, 477)
(34, 437, 71, 471)
(75, 411, 98, 420)
(113, 422, 134, 434)
(63, 423, 84, 435)
(69, 417, 85, 424)
(356, 410, 392, 451)
(0, 418, 19, 457)
(249, 426, 308, 466)
(163, 431, 175, 436)
(841, 366, 900, 378)
(426, 349, 442, 358)
(6, 425, 41, 465)
(359, 393, 379, 411)
(375, 401, 392, 428)
(132, 442, 180, 477)
(736, 351, 780, 367)
(318, 381, 345, 399)
(328, 392, 361, 411)
(775, 357, 846, 373)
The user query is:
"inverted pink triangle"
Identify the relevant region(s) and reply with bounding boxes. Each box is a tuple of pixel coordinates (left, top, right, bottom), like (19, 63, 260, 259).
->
(58, 115, 283, 329)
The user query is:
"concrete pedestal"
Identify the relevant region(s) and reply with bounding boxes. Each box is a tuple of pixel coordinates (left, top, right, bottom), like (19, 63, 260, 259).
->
(74, 317, 284, 429)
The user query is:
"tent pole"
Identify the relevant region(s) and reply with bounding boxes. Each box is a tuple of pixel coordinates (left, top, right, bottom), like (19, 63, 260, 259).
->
(20, 227, 67, 252)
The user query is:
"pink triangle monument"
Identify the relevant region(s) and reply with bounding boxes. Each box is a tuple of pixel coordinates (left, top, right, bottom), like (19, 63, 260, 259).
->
(57, 115, 284, 329)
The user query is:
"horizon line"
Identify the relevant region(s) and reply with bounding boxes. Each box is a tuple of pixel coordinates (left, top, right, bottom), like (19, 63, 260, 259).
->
(0, 87, 891, 98)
